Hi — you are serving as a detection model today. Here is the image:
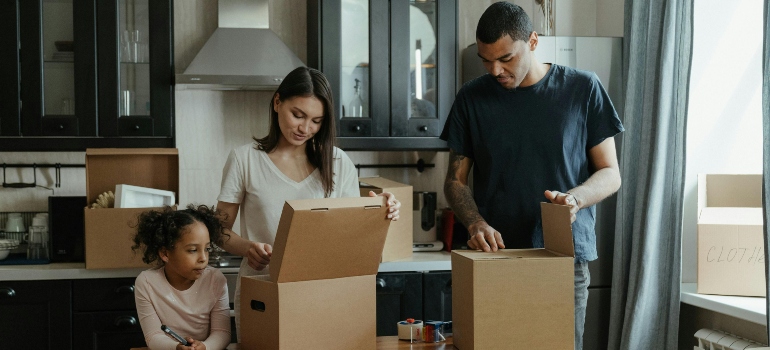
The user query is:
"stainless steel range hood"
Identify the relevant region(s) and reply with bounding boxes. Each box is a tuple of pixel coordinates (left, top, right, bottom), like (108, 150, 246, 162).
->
(175, 0, 304, 90)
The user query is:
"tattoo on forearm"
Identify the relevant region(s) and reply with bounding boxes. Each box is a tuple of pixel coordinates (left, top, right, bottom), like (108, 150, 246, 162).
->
(445, 151, 484, 228)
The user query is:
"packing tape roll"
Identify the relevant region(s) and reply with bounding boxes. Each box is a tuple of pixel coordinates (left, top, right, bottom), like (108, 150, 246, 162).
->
(397, 320, 423, 341)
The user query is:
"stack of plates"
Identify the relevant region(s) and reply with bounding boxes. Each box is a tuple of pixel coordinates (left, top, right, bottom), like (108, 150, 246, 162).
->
(0, 239, 20, 250)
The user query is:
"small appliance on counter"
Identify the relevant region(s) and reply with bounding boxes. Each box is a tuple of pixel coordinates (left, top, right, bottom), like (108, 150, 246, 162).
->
(49, 196, 87, 262)
(413, 191, 443, 252)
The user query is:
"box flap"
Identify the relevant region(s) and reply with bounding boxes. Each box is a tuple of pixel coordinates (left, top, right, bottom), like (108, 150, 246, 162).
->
(698, 174, 762, 214)
(698, 207, 763, 225)
(540, 202, 574, 257)
(451, 249, 564, 260)
(269, 196, 391, 283)
(358, 176, 412, 190)
(85, 148, 179, 204)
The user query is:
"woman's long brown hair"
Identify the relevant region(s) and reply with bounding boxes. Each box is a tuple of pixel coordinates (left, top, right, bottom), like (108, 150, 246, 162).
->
(253, 67, 337, 197)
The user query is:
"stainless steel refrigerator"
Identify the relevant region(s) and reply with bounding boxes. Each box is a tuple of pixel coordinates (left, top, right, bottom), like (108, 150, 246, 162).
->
(461, 36, 624, 350)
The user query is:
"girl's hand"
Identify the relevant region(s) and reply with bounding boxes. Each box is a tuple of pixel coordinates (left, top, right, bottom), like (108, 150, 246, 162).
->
(176, 338, 206, 350)
(247, 241, 272, 271)
(369, 191, 401, 221)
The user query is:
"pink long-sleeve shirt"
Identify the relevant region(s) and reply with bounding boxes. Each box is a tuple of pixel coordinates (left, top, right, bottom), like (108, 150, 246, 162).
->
(135, 266, 231, 350)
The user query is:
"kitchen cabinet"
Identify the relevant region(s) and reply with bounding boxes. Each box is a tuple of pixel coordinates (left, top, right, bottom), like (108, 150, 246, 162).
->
(72, 278, 146, 350)
(376, 272, 423, 336)
(0, 280, 72, 350)
(422, 271, 452, 324)
(0, 0, 174, 151)
(308, 0, 457, 150)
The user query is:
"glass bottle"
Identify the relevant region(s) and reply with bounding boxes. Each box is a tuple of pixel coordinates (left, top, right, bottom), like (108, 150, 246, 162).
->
(348, 78, 364, 118)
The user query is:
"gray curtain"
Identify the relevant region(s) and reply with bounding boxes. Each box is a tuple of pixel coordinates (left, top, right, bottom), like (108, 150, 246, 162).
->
(607, 1, 693, 349)
(763, 0, 770, 340)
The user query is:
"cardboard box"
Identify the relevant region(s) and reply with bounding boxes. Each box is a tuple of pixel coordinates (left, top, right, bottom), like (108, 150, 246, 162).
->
(452, 203, 575, 350)
(240, 196, 391, 349)
(359, 176, 413, 262)
(84, 149, 179, 269)
(697, 174, 765, 297)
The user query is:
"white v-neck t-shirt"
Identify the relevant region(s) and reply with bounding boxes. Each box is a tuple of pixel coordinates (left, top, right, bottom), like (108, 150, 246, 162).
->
(217, 143, 360, 334)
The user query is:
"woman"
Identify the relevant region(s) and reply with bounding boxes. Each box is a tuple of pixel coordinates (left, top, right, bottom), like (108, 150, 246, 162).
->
(216, 67, 401, 337)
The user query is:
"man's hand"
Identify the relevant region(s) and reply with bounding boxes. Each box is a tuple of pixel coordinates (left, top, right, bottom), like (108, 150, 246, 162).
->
(247, 242, 272, 271)
(467, 221, 505, 252)
(544, 190, 579, 223)
(369, 191, 401, 221)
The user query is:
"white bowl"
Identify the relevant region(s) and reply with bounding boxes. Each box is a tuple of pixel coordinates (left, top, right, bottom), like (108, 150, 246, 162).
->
(0, 249, 10, 260)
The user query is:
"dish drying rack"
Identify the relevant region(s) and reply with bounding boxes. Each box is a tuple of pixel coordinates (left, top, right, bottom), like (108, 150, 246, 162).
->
(0, 212, 47, 247)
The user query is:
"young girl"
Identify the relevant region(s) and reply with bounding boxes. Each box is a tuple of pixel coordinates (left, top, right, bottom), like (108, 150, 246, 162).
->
(132, 204, 231, 350)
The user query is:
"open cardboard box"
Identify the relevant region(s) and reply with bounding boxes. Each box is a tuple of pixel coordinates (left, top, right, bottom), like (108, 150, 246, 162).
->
(697, 174, 765, 297)
(359, 176, 413, 262)
(240, 196, 391, 349)
(84, 149, 179, 269)
(452, 203, 575, 350)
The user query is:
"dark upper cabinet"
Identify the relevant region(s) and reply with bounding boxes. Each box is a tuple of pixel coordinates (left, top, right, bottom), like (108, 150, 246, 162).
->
(0, 0, 174, 151)
(308, 0, 457, 151)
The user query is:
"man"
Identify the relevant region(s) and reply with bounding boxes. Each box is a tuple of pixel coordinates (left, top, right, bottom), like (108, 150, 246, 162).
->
(440, 2, 624, 349)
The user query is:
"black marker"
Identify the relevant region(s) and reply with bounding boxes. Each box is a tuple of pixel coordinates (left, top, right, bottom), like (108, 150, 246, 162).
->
(161, 325, 190, 346)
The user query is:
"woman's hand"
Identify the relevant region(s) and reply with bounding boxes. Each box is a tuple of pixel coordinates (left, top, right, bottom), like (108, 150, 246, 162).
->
(247, 241, 272, 271)
(369, 191, 401, 221)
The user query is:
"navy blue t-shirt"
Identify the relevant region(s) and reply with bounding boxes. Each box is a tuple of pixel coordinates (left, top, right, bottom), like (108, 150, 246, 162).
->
(440, 64, 624, 261)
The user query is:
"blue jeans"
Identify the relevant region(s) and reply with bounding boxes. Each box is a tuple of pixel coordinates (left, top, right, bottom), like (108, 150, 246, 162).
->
(574, 262, 591, 350)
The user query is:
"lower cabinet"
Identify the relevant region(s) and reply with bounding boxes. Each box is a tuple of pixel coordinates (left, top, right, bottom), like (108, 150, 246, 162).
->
(375, 272, 423, 336)
(0, 280, 72, 350)
(72, 278, 146, 350)
(422, 271, 452, 326)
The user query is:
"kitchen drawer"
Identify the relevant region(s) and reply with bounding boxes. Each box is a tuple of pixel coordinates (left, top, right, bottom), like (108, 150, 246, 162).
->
(73, 277, 137, 312)
(73, 310, 146, 350)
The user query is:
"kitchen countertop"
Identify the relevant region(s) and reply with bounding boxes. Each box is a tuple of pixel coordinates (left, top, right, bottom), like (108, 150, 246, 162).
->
(130, 336, 454, 350)
(0, 251, 452, 281)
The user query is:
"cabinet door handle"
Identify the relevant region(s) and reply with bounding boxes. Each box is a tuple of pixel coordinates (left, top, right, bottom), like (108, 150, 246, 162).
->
(114, 315, 137, 328)
(352, 125, 362, 132)
(115, 285, 135, 294)
(419, 125, 428, 132)
(376, 278, 386, 289)
(0, 287, 16, 298)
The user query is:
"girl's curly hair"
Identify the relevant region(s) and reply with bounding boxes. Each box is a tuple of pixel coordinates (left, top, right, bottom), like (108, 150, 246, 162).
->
(131, 204, 230, 266)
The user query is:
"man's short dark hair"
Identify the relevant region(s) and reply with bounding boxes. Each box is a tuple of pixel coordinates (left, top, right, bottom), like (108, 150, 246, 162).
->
(476, 1, 533, 44)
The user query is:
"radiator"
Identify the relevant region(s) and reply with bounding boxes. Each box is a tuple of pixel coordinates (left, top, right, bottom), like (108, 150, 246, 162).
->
(694, 329, 767, 350)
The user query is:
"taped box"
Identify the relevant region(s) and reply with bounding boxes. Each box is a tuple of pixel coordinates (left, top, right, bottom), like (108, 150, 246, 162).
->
(84, 148, 179, 269)
(697, 174, 765, 297)
(240, 196, 391, 349)
(451, 203, 575, 350)
(359, 176, 413, 262)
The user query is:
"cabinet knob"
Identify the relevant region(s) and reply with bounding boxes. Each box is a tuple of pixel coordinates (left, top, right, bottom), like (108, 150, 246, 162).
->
(352, 125, 362, 132)
(376, 278, 386, 289)
(419, 126, 428, 132)
(114, 315, 138, 328)
(0, 287, 16, 298)
(58, 124, 65, 130)
(115, 285, 135, 294)
(134, 125, 140, 130)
